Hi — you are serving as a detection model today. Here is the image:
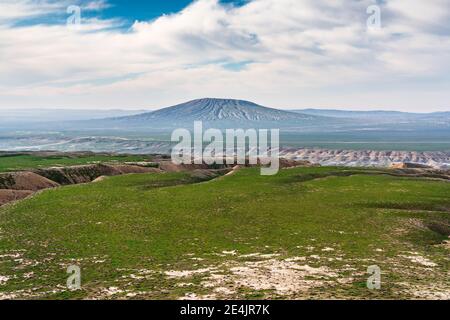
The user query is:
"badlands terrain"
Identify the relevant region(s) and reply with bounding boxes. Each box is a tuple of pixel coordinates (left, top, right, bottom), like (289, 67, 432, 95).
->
(281, 149, 450, 169)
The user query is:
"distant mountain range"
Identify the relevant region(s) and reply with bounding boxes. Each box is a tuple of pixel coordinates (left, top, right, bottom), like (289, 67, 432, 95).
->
(294, 109, 450, 121)
(2, 98, 449, 133)
(2, 98, 450, 153)
(3, 99, 449, 127)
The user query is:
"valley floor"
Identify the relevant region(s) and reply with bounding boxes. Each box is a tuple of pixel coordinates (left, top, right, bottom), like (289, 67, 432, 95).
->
(0, 166, 449, 300)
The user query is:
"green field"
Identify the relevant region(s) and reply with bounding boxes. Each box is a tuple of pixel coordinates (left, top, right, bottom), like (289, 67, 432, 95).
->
(0, 154, 152, 173)
(0, 167, 449, 299)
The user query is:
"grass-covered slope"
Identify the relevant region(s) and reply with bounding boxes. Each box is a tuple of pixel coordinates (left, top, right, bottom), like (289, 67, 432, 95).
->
(0, 167, 449, 300)
(0, 154, 151, 173)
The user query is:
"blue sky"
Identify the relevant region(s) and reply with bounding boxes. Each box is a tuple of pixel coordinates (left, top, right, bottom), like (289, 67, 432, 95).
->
(98, 0, 246, 23)
(0, 0, 449, 111)
(12, 0, 248, 28)
(103, 0, 194, 21)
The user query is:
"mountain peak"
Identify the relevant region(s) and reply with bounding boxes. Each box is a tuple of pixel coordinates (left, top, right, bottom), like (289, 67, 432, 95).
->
(122, 98, 313, 123)
(189, 98, 259, 106)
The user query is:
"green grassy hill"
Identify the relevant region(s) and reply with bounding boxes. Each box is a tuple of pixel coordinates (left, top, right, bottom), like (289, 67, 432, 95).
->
(0, 167, 449, 299)
(0, 154, 151, 173)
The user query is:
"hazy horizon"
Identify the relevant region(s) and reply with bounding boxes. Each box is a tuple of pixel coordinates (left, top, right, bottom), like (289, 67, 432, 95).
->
(2, 99, 449, 114)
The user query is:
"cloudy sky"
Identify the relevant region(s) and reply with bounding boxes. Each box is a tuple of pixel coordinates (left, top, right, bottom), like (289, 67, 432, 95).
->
(0, 0, 449, 111)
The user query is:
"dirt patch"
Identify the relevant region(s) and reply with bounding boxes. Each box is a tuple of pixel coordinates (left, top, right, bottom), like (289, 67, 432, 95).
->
(92, 176, 107, 183)
(0, 275, 10, 284)
(439, 238, 450, 250)
(398, 282, 450, 300)
(167, 255, 342, 299)
(224, 166, 240, 177)
(165, 267, 218, 278)
(0, 190, 34, 206)
(400, 254, 438, 267)
(224, 259, 337, 296)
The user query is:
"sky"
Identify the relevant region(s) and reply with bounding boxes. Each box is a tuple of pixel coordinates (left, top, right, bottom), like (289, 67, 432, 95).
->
(0, 0, 449, 112)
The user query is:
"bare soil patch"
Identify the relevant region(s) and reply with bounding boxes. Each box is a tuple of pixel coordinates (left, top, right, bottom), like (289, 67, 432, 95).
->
(0, 190, 34, 206)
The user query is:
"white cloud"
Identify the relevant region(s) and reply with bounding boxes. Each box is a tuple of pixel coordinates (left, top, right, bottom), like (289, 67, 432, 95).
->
(387, 0, 450, 29)
(0, 0, 449, 111)
(81, 0, 110, 11)
(0, 0, 64, 23)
